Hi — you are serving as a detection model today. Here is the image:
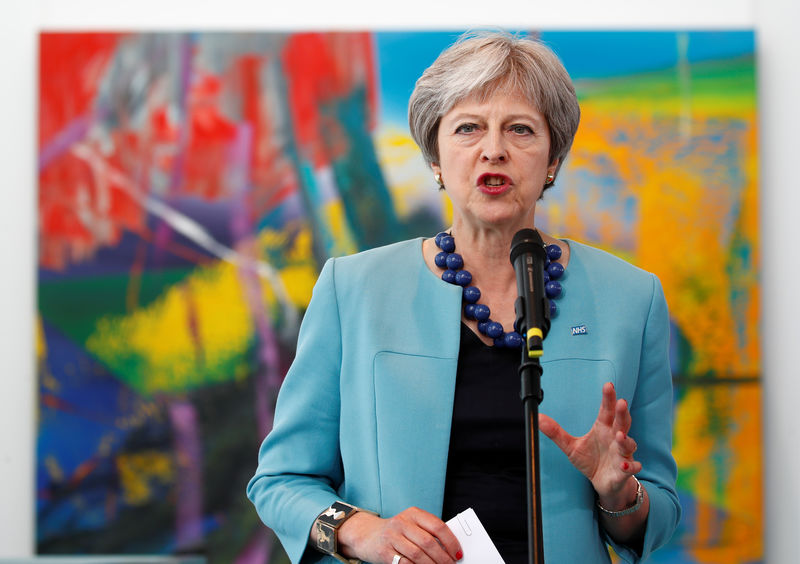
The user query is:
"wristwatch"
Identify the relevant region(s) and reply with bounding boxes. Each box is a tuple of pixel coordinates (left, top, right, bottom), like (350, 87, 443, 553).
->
(314, 501, 375, 563)
(596, 475, 644, 517)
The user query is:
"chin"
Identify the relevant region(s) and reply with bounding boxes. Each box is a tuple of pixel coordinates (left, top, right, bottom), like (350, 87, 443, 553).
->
(473, 212, 531, 231)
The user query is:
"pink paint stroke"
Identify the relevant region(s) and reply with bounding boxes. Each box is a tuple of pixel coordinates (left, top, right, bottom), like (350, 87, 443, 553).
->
(235, 529, 271, 564)
(38, 113, 93, 170)
(228, 124, 283, 437)
(169, 399, 204, 550)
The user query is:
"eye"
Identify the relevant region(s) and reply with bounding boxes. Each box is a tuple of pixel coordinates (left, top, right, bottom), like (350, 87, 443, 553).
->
(510, 124, 534, 135)
(455, 123, 477, 134)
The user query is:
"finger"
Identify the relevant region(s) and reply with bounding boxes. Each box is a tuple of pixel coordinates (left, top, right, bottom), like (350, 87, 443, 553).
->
(401, 526, 456, 563)
(406, 508, 462, 561)
(620, 458, 643, 475)
(596, 382, 617, 426)
(539, 413, 576, 453)
(616, 431, 642, 476)
(615, 430, 638, 458)
(391, 537, 437, 564)
(613, 398, 632, 434)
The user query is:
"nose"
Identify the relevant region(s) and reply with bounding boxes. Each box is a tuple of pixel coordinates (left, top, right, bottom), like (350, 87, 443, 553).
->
(480, 129, 507, 162)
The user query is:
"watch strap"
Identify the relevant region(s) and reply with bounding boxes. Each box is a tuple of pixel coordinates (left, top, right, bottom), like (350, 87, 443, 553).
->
(313, 501, 375, 563)
(317, 501, 359, 529)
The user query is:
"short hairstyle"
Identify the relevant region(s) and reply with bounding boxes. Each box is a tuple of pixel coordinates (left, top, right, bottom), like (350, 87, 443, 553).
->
(408, 31, 580, 185)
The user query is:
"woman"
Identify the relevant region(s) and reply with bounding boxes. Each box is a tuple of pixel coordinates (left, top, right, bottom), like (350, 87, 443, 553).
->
(247, 31, 680, 563)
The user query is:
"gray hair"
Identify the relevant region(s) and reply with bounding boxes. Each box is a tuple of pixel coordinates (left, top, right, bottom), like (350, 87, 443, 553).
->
(408, 31, 580, 185)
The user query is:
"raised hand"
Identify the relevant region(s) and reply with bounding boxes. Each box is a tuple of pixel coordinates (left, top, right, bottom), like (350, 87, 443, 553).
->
(538, 382, 640, 506)
(337, 506, 463, 564)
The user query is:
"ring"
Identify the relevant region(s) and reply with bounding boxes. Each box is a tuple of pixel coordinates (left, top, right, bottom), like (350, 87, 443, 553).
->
(392, 555, 402, 564)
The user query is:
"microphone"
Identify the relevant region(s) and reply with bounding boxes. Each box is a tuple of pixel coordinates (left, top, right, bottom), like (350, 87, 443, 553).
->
(510, 229, 551, 358)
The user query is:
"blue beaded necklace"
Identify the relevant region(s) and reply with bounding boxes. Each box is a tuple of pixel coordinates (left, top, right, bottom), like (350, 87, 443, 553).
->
(434, 231, 564, 348)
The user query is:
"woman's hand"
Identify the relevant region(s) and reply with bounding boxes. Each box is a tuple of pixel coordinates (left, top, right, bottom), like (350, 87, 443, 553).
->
(337, 507, 463, 564)
(538, 381, 640, 506)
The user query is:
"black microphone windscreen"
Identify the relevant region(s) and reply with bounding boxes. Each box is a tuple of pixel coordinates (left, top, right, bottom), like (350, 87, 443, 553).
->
(510, 228, 545, 264)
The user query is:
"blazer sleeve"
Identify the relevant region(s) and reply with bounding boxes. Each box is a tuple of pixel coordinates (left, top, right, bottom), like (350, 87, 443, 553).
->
(246, 258, 345, 564)
(606, 274, 682, 562)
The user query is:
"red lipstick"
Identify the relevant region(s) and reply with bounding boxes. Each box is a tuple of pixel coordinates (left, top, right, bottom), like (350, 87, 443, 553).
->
(477, 173, 512, 195)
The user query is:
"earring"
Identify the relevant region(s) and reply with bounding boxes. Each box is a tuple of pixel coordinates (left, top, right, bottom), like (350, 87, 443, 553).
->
(434, 173, 444, 187)
(545, 173, 555, 185)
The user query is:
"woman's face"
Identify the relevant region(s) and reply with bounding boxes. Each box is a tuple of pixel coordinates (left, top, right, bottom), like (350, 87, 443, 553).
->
(432, 89, 557, 235)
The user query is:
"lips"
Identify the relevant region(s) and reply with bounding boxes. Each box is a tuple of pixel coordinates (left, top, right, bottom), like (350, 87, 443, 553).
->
(477, 173, 512, 194)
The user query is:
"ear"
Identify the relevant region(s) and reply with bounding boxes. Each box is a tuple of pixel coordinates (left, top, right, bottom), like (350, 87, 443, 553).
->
(547, 158, 559, 176)
(431, 162, 441, 175)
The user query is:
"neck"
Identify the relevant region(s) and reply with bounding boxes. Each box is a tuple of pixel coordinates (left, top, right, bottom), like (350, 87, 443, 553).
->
(448, 221, 539, 290)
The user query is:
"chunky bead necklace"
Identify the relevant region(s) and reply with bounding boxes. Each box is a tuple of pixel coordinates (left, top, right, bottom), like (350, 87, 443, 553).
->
(434, 231, 564, 348)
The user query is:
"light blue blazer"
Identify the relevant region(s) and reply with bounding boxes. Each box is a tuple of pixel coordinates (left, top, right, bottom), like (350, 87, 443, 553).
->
(247, 238, 680, 563)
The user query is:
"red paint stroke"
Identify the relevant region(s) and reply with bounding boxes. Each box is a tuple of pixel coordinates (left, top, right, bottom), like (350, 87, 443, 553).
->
(37, 32, 379, 271)
(68, 457, 101, 487)
(125, 239, 150, 312)
(39, 33, 124, 147)
(282, 33, 378, 168)
(181, 282, 205, 369)
(41, 392, 80, 414)
(37, 454, 103, 502)
(184, 73, 238, 199)
(239, 54, 261, 169)
(39, 148, 145, 270)
(230, 51, 300, 220)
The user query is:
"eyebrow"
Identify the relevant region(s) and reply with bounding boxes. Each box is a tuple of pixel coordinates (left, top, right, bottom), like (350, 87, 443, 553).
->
(445, 112, 544, 124)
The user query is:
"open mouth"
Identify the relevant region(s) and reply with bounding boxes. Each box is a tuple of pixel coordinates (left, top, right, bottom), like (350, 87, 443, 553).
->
(478, 173, 511, 192)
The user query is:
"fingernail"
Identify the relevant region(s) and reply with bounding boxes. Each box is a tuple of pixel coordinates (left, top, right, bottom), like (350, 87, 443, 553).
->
(622, 462, 630, 471)
(456, 550, 463, 560)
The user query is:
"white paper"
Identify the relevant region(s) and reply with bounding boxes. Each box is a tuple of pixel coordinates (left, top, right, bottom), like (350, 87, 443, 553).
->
(445, 507, 506, 564)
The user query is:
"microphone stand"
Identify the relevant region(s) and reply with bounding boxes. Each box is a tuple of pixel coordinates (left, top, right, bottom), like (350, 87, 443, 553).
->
(515, 299, 546, 564)
(510, 229, 550, 564)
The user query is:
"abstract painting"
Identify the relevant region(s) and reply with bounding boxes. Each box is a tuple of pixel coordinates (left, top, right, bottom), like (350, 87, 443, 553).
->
(37, 30, 758, 563)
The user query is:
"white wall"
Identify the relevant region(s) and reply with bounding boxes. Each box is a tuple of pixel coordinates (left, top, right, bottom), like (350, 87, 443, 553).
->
(2, 0, 798, 560)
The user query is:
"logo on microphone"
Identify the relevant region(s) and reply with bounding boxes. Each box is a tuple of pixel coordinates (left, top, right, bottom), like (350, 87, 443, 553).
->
(570, 324, 588, 336)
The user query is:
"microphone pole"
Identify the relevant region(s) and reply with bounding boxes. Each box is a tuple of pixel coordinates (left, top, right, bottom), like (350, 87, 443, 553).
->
(510, 228, 551, 564)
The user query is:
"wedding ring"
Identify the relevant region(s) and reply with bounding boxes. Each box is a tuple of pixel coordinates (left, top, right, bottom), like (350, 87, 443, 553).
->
(392, 555, 402, 564)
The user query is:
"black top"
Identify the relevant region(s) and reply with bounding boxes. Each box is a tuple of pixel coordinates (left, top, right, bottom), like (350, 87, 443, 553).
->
(441, 323, 528, 563)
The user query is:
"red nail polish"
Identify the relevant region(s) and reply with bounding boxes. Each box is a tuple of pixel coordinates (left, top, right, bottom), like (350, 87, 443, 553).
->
(622, 462, 630, 471)
(456, 550, 463, 560)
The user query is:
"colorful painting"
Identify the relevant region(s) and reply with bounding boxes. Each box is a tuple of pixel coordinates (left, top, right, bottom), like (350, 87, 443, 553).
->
(37, 31, 759, 562)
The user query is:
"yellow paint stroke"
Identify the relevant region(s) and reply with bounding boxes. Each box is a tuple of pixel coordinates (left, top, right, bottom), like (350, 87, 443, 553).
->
(116, 450, 174, 506)
(36, 314, 47, 361)
(88, 260, 252, 394)
(44, 455, 64, 483)
(86, 225, 315, 395)
(375, 126, 439, 219)
(565, 100, 759, 377)
(322, 199, 359, 257)
(673, 386, 762, 561)
(256, 225, 323, 309)
(37, 314, 62, 394)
